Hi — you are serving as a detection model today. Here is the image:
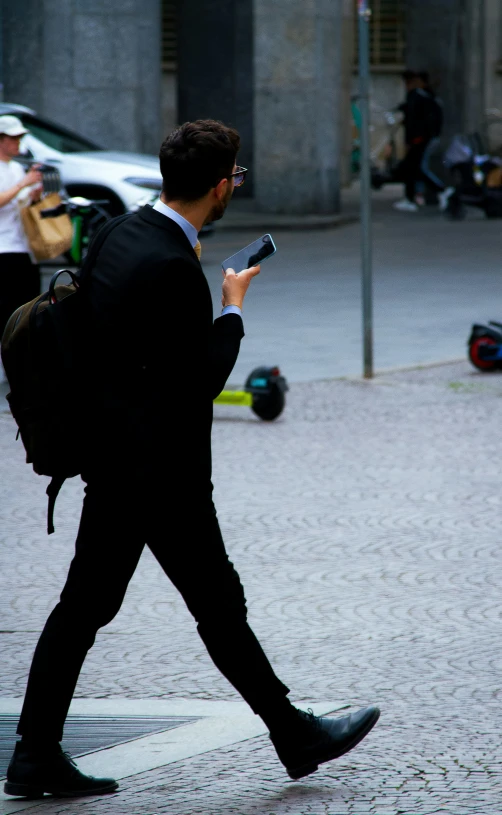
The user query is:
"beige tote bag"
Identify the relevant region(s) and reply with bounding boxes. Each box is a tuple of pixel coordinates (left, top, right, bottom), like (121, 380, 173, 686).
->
(21, 193, 73, 261)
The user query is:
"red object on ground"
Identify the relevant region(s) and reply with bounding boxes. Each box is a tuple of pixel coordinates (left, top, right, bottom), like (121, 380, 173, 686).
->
(469, 336, 499, 371)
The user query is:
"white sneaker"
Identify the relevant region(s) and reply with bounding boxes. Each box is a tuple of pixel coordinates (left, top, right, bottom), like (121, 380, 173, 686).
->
(393, 199, 419, 212)
(438, 186, 455, 211)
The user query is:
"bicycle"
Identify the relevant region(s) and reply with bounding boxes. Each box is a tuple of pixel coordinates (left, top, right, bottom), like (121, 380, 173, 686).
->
(40, 195, 111, 268)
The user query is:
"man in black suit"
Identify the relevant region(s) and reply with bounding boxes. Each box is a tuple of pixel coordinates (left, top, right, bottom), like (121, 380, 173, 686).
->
(5, 120, 379, 799)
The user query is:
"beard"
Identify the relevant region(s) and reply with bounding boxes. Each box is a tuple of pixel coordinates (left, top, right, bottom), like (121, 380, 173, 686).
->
(206, 184, 233, 223)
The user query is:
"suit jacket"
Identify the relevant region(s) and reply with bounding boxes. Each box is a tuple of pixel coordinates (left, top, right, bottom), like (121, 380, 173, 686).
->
(82, 205, 244, 491)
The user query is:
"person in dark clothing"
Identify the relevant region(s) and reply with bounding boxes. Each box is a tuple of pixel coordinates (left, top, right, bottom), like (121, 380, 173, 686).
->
(394, 70, 454, 211)
(373, 71, 451, 211)
(413, 72, 454, 210)
(4, 120, 380, 800)
(417, 71, 443, 132)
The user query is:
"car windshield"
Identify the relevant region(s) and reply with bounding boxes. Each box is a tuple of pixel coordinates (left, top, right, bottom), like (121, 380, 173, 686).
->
(20, 114, 102, 153)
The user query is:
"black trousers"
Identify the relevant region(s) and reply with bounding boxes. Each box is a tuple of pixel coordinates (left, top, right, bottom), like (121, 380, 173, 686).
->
(0, 253, 40, 339)
(393, 143, 444, 202)
(17, 475, 289, 742)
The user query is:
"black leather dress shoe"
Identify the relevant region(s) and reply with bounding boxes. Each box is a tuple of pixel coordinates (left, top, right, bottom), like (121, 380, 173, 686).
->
(270, 705, 380, 780)
(4, 742, 119, 798)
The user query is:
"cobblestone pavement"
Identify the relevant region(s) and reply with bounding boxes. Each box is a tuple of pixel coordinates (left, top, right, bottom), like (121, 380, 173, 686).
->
(1, 360, 501, 814)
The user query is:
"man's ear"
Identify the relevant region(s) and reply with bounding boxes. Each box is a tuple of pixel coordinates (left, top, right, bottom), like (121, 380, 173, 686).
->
(214, 176, 229, 201)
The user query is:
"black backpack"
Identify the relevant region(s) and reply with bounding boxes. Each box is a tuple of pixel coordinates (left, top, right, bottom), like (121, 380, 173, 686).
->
(1, 214, 129, 534)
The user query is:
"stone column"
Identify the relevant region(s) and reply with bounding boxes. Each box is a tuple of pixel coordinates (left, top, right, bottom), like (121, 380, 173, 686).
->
(464, 0, 486, 141)
(484, 0, 502, 150)
(177, 0, 254, 196)
(340, 0, 355, 188)
(3, 0, 161, 154)
(253, 0, 344, 214)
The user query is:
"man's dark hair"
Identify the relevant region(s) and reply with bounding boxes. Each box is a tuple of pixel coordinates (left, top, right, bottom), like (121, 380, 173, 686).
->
(159, 119, 240, 202)
(401, 69, 417, 83)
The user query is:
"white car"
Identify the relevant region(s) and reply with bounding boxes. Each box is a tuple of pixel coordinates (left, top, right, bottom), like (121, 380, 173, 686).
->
(2, 102, 163, 215)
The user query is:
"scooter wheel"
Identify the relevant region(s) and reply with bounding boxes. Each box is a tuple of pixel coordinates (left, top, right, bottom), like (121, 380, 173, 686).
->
(251, 384, 285, 421)
(468, 336, 499, 371)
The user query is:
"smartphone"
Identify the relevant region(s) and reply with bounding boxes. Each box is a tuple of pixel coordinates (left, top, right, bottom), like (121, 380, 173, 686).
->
(222, 234, 277, 273)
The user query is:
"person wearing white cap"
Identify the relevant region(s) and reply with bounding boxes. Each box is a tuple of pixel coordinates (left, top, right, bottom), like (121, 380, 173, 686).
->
(0, 115, 43, 376)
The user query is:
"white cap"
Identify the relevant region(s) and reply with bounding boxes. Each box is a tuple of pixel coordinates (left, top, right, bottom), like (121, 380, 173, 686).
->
(0, 115, 28, 137)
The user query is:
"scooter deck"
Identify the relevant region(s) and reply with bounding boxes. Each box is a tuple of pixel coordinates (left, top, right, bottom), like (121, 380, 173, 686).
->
(214, 390, 253, 407)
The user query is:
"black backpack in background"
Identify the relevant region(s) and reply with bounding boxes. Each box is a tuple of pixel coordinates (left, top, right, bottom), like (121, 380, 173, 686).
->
(1, 214, 128, 534)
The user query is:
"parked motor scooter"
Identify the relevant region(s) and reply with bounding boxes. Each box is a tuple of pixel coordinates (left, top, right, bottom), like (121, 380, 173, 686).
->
(468, 321, 502, 371)
(443, 133, 502, 220)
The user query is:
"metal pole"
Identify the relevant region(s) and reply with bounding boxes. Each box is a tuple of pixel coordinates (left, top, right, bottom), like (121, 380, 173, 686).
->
(358, 0, 373, 378)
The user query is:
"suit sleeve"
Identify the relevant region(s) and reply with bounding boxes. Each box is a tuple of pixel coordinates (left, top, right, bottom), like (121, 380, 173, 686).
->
(149, 256, 244, 400)
(209, 312, 245, 399)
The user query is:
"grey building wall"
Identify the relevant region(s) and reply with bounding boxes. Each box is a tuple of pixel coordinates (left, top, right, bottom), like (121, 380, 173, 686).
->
(253, 0, 344, 214)
(3, 0, 161, 154)
(406, 0, 486, 144)
(161, 72, 177, 140)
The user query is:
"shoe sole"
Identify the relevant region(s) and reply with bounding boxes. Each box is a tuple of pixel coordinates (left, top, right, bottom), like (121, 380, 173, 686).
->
(4, 780, 119, 798)
(286, 707, 381, 781)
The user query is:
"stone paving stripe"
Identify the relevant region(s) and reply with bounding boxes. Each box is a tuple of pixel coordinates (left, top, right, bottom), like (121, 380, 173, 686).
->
(0, 702, 344, 814)
(0, 714, 199, 779)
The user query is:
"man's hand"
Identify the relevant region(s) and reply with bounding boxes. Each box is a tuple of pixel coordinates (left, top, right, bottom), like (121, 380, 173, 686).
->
(29, 185, 43, 203)
(221, 265, 260, 310)
(0, 166, 44, 210)
(22, 166, 43, 188)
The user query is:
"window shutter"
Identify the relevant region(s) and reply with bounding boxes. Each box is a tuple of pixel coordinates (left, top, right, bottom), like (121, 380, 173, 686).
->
(355, 0, 406, 68)
(162, 0, 177, 73)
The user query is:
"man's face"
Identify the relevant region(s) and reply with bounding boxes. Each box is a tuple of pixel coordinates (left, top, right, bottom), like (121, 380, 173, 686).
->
(0, 134, 23, 158)
(207, 165, 236, 224)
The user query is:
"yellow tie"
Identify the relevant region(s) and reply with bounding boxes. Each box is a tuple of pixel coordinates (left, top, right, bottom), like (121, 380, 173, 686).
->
(194, 240, 201, 260)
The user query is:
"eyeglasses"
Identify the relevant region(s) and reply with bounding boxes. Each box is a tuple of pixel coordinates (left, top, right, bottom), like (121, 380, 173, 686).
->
(229, 166, 248, 187)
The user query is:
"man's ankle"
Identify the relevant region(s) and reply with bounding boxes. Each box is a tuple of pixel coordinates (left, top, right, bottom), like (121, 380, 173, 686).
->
(18, 736, 61, 755)
(258, 697, 301, 733)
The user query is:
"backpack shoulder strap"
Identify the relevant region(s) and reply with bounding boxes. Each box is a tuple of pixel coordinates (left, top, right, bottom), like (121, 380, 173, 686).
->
(46, 476, 66, 535)
(78, 213, 130, 284)
(44, 214, 130, 535)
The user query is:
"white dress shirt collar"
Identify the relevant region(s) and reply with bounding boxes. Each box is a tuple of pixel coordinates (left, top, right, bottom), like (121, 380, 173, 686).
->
(152, 198, 199, 249)
(152, 198, 242, 318)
